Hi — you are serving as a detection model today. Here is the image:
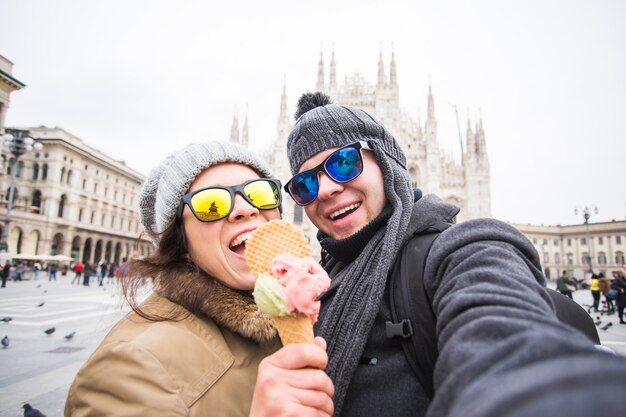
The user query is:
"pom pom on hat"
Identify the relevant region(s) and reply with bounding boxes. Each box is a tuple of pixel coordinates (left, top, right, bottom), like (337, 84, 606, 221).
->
(294, 92, 334, 120)
(286, 92, 406, 175)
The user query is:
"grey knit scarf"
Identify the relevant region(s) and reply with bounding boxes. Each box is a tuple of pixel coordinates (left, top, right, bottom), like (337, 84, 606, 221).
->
(316, 143, 414, 416)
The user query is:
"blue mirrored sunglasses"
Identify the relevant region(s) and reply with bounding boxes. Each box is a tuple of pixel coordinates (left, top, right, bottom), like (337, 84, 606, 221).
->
(284, 141, 371, 206)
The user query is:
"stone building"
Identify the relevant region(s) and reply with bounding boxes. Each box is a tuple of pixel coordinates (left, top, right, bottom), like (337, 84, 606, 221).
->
(0, 54, 25, 133)
(513, 221, 626, 281)
(0, 126, 152, 265)
(230, 49, 492, 252)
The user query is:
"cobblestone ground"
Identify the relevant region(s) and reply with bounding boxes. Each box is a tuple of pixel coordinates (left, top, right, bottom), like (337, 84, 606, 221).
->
(0, 277, 625, 417)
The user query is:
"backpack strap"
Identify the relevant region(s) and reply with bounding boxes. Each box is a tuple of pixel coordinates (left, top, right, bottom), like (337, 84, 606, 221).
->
(386, 222, 451, 399)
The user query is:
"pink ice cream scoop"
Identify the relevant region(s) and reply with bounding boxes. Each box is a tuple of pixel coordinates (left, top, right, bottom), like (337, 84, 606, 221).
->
(268, 254, 331, 323)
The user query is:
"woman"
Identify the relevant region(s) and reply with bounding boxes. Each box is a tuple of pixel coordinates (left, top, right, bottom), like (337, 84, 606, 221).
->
(589, 273, 601, 311)
(65, 141, 333, 417)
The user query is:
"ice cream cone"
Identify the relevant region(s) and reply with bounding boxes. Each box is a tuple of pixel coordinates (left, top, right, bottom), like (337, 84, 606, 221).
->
(245, 220, 311, 276)
(272, 314, 314, 345)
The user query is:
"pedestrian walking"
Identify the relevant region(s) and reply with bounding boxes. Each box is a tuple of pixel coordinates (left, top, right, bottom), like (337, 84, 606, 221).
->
(47, 263, 58, 282)
(590, 273, 601, 311)
(33, 262, 42, 281)
(556, 270, 576, 299)
(598, 272, 614, 314)
(71, 262, 84, 285)
(82, 262, 93, 286)
(98, 262, 108, 286)
(0, 260, 10, 288)
(106, 263, 115, 284)
(611, 270, 626, 324)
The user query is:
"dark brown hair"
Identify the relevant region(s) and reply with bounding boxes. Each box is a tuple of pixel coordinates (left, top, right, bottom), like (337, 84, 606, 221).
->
(121, 218, 196, 321)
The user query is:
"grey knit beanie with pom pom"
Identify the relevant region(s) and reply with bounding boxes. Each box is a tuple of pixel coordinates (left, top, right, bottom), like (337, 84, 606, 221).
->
(286, 92, 406, 175)
(139, 141, 273, 244)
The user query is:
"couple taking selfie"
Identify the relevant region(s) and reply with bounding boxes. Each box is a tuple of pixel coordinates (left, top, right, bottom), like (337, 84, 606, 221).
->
(65, 92, 626, 417)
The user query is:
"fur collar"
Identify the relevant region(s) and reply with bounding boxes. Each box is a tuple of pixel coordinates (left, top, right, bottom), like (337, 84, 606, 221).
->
(153, 267, 277, 345)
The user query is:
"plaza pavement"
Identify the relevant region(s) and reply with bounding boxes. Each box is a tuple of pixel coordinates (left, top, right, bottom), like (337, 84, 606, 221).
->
(0, 277, 625, 417)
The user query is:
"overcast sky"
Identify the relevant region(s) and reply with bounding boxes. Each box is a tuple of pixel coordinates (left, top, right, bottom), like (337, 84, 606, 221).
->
(1, 0, 624, 226)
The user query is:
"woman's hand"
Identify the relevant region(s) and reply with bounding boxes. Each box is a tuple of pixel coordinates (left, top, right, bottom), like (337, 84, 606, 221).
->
(249, 337, 334, 417)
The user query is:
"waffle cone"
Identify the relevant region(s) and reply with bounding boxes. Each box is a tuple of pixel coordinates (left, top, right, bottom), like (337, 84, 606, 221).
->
(273, 314, 314, 345)
(245, 219, 311, 276)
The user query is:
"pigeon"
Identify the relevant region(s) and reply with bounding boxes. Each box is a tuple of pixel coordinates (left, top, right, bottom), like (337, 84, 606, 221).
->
(22, 403, 47, 417)
(37, 302, 44, 307)
(1, 317, 11, 323)
(64, 331, 76, 340)
(43, 290, 47, 294)
(1, 335, 8, 348)
(600, 322, 613, 331)
(44, 327, 55, 335)
(594, 320, 602, 326)
(36, 284, 42, 288)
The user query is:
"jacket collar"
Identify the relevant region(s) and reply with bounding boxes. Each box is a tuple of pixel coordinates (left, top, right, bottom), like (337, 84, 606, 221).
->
(153, 267, 277, 344)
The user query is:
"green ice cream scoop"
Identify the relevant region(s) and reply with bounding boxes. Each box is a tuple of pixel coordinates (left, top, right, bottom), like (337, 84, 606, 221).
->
(253, 274, 290, 316)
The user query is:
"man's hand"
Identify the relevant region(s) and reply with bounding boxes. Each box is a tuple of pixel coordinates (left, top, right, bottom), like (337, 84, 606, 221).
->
(249, 337, 334, 417)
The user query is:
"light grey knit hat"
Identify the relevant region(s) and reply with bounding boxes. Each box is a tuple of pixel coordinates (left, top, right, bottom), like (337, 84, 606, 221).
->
(287, 92, 406, 175)
(139, 141, 273, 243)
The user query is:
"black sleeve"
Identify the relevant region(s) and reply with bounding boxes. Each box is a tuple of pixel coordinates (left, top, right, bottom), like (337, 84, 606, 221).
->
(423, 218, 626, 417)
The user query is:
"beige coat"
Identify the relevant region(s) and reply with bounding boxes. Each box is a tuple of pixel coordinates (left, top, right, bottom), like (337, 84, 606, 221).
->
(65, 288, 280, 417)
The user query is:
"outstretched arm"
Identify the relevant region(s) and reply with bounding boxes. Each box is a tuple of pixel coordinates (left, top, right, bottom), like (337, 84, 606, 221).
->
(424, 218, 626, 417)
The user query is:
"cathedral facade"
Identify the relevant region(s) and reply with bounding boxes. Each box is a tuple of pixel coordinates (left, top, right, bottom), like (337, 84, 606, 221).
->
(231, 50, 492, 250)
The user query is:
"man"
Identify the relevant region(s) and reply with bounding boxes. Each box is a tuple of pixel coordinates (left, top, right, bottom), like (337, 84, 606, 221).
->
(283, 92, 626, 417)
(71, 261, 84, 285)
(556, 269, 576, 299)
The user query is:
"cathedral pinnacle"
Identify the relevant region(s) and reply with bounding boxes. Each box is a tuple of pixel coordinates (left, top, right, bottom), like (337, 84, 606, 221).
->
(377, 44, 386, 88)
(242, 107, 249, 148)
(316, 49, 325, 92)
(230, 107, 239, 144)
(330, 45, 337, 91)
(390, 44, 397, 86)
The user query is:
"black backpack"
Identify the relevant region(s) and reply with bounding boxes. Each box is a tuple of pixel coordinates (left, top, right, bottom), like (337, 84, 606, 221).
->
(385, 223, 600, 399)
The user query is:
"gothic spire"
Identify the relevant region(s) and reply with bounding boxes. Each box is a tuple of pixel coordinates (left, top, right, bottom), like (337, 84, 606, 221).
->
(377, 44, 386, 87)
(279, 75, 288, 119)
(427, 82, 435, 122)
(230, 106, 239, 144)
(316, 49, 325, 92)
(242, 106, 249, 148)
(329, 44, 337, 91)
(390, 44, 397, 86)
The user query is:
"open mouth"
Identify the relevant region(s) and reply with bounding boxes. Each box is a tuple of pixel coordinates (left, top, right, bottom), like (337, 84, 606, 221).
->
(230, 232, 252, 256)
(330, 203, 361, 220)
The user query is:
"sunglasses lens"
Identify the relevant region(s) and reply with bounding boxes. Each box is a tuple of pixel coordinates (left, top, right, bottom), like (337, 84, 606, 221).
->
(288, 171, 319, 205)
(190, 188, 232, 221)
(243, 180, 281, 209)
(325, 146, 363, 182)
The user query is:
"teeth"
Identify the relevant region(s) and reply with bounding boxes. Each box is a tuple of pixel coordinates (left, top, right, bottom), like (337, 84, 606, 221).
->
(230, 232, 252, 248)
(330, 203, 361, 220)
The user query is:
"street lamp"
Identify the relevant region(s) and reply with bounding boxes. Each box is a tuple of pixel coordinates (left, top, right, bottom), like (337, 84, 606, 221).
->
(0, 128, 43, 253)
(574, 205, 598, 275)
